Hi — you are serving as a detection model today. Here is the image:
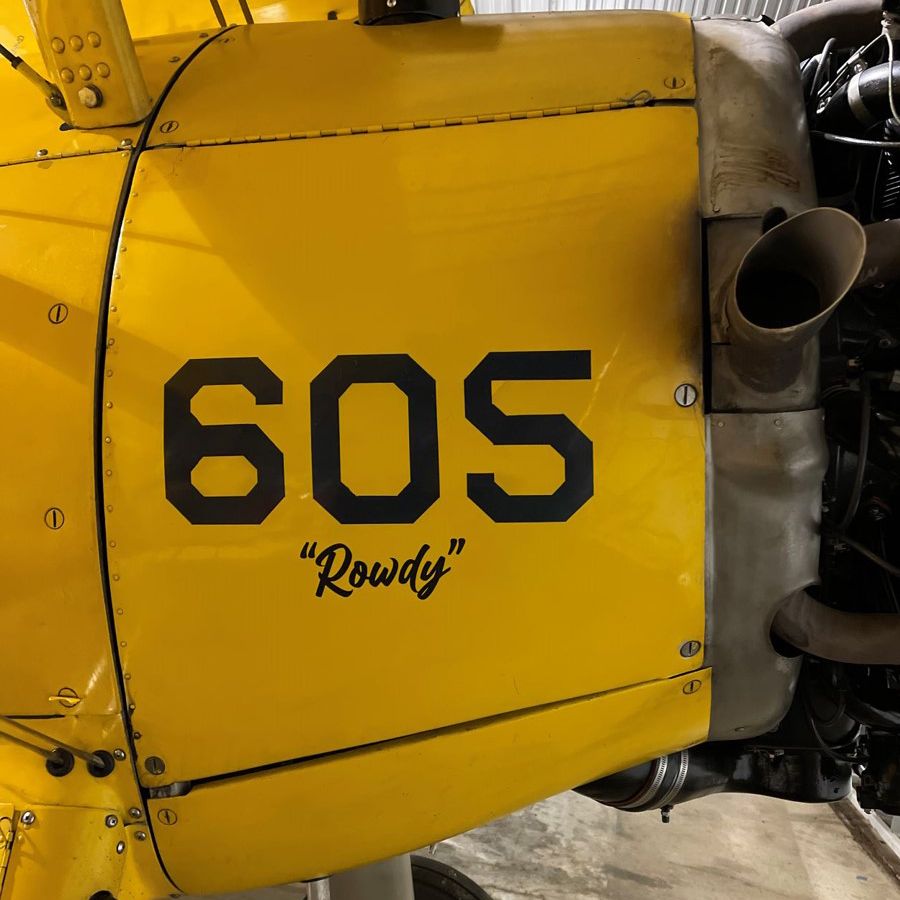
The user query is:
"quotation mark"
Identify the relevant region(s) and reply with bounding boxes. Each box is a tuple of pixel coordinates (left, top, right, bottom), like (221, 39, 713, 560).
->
(300, 541, 318, 559)
(447, 538, 466, 556)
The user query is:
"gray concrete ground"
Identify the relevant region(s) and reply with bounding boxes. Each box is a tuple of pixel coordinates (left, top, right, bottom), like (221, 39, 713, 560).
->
(191, 791, 900, 899)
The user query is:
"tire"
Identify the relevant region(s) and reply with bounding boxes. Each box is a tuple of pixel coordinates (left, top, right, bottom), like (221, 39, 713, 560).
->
(411, 854, 493, 900)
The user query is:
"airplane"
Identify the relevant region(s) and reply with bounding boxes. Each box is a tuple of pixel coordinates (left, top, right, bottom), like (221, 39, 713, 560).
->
(1, 0, 899, 896)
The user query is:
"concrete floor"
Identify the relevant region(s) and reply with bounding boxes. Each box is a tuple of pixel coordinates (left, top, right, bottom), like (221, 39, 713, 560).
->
(191, 791, 900, 900)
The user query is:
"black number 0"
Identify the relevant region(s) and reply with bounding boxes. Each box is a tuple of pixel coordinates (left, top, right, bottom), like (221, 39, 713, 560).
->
(164, 357, 285, 525)
(310, 354, 440, 524)
(465, 350, 594, 522)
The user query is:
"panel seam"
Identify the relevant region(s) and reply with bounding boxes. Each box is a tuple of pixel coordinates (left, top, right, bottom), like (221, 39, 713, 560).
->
(91, 25, 236, 895)
(149, 91, 697, 150)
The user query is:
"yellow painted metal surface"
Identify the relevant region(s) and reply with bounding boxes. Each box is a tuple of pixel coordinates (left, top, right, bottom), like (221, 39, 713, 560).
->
(146, 14, 695, 148)
(104, 23, 704, 783)
(0, 11, 709, 897)
(153, 670, 710, 893)
(0, 805, 126, 899)
(0, 152, 126, 717)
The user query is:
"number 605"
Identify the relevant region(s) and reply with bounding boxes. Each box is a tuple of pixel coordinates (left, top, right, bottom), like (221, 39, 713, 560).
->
(163, 350, 594, 526)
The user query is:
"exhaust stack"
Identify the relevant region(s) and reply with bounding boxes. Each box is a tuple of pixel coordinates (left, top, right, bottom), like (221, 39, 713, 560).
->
(725, 208, 866, 392)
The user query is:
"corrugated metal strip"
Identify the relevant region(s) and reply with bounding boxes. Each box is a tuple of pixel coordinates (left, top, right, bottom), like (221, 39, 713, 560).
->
(474, 0, 831, 18)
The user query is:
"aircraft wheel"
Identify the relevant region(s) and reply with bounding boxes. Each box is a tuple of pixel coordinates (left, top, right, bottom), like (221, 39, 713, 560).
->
(411, 854, 492, 900)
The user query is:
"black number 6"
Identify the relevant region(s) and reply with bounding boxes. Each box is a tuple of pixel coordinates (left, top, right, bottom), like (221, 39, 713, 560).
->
(164, 357, 285, 525)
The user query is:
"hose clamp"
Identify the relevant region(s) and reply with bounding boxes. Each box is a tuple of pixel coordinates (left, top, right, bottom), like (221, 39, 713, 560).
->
(848, 72, 877, 127)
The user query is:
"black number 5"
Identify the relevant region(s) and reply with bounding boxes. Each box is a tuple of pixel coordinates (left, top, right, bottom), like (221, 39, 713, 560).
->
(164, 358, 285, 524)
(465, 350, 594, 522)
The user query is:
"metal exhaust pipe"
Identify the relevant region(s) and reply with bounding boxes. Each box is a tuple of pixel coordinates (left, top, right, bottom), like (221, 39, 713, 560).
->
(725, 208, 866, 392)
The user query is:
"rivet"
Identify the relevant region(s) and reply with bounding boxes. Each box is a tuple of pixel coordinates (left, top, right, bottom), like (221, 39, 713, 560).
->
(105, 469, 113, 477)
(51, 37, 65, 53)
(105, 436, 112, 443)
(124, 219, 132, 225)
(774, 417, 783, 428)
(133, 731, 142, 739)
(20, 811, 35, 826)
(169, 55, 181, 62)
(113, 748, 127, 761)
(679, 640, 702, 658)
(128, 703, 136, 712)
(87, 31, 101, 48)
(715, 420, 725, 428)
(78, 64, 92, 81)
(118, 138, 132, 148)
(199, 32, 209, 37)
(129, 807, 142, 818)
(683, 679, 703, 695)
(69, 35, 83, 51)
(674, 383, 698, 408)
(116, 608, 124, 615)
(107, 337, 115, 346)
(96, 62, 110, 78)
(120, 639, 126, 646)
(106, 505, 113, 512)
(106, 369, 113, 377)
(105, 814, 118, 828)
(116, 841, 126, 855)
(109, 540, 117, 548)
(44, 507, 65, 530)
(113, 574, 121, 581)
(35, 149, 48, 158)
(105, 401, 113, 409)
(135, 831, 147, 841)
(60, 67, 74, 83)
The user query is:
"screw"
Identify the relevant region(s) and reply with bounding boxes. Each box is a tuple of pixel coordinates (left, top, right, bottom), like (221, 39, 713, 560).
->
(105, 815, 118, 828)
(683, 679, 703, 695)
(48, 303, 68, 324)
(129, 807, 142, 818)
(116, 840, 126, 854)
(145, 756, 166, 775)
(679, 640, 702, 658)
(664, 75, 686, 89)
(158, 120, 179, 134)
(113, 749, 126, 761)
(674, 383, 698, 408)
(157, 808, 178, 826)
(44, 507, 65, 530)
(20, 811, 35, 826)
(135, 830, 148, 841)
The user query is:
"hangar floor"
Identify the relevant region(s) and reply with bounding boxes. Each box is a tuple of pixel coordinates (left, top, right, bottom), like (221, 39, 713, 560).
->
(196, 791, 900, 899)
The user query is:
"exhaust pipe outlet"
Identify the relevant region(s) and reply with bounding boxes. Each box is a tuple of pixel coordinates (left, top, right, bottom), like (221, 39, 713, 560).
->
(725, 208, 866, 392)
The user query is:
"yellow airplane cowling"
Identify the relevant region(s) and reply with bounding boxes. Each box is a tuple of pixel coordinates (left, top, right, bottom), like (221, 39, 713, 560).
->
(0, 12, 710, 897)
